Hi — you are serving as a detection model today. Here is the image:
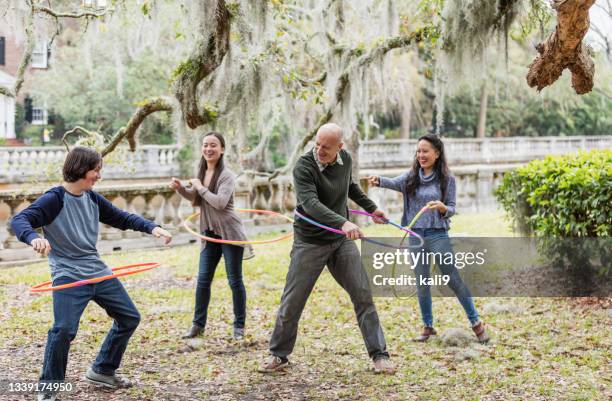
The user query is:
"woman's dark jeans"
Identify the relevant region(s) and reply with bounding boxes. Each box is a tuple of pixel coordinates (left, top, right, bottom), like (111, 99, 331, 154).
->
(193, 230, 246, 329)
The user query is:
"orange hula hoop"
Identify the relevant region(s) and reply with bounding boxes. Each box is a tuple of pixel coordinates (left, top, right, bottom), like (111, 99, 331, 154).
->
(30, 262, 162, 293)
(183, 208, 294, 245)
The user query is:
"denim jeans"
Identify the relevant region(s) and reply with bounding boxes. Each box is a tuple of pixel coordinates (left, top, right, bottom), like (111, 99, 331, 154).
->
(411, 228, 480, 327)
(193, 230, 246, 329)
(40, 277, 140, 381)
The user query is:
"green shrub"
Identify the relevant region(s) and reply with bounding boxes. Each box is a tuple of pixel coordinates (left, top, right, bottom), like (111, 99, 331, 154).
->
(495, 150, 611, 278)
(22, 125, 43, 146)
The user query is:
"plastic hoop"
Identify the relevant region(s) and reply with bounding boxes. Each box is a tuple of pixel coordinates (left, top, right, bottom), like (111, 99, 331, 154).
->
(30, 262, 162, 293)
(183, 208, 294, 245)
(294, 209, 425, 249)
(390, 204, 437, 298)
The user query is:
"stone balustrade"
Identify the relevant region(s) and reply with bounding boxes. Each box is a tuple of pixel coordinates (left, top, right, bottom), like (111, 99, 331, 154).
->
(0, 166, 509, 265)
(360, 136, 611, 168)
(0, 145, 180, 183)
(1, 135, 610, 264)
(0, 177, 297, 264)
(2, 136, 610, 183)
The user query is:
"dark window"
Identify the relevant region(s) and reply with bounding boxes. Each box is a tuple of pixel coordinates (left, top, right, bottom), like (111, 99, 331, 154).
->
(24, 96, 33, 123)
(0, 37, 5, 65)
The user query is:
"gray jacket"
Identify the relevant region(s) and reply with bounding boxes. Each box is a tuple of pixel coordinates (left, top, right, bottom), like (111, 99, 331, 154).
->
(176, 168, 254, 258)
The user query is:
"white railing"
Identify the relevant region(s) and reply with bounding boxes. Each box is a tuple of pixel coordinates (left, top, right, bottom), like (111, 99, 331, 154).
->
(359, 136, 611, 168)
(0, 166, 510, 264)
(1, 136, 610, 183)
(0, 145, 180, 183)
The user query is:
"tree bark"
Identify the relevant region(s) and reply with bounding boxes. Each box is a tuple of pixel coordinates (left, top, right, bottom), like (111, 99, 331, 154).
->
(172, 0, 231, 129)
(476, 82, 488, 138)
(400, 94, 412, 139)
(526, 0, 596, 94)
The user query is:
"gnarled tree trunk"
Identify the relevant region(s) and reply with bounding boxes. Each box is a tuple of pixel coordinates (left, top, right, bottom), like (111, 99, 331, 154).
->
(526, 0, 596, 94)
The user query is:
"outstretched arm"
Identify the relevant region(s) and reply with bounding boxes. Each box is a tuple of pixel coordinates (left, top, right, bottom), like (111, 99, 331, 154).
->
(93, 192, 158, 233)
(377, 172, 409, 193)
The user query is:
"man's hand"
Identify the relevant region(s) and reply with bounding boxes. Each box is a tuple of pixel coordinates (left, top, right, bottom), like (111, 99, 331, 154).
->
(169, 177, 182, 190)
(152, 227, 172, 245)
(371, 209, 388, 224)
(426, 200, 447, 214)
(31, 238, 51, 256)
(367, 176, 380, 187)
(341, 221, 364, 240)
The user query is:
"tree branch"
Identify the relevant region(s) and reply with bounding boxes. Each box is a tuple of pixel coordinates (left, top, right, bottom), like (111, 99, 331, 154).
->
(269, 29, 432, 179)
(526, 0, 597, 94)
(0, 4, 36, 98)
(33, 4, 112, 19)
(1, 1, 113, 98)
(61, 126, 95, 151)
(13, 9, 35, 98)
(101, 96, 174, 157)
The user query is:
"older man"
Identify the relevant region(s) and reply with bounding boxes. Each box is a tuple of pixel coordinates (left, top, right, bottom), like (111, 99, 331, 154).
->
(259, 123, 395, 374)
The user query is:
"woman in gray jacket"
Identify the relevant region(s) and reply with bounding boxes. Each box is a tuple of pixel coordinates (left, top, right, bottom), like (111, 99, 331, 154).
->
(171, 132, 252, 340)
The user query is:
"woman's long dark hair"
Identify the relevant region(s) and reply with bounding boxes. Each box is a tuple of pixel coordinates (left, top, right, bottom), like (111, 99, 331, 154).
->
(405, 134, 450, 201)
(193, 131, 225, 207)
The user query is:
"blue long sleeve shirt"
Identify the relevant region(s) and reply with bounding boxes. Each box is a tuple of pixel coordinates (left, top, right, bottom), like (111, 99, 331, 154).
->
(379, 169, 456, 230)
(11, 186, 158, 281)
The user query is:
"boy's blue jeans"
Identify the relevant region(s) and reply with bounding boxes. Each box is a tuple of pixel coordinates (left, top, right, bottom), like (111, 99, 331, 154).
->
(411, 228, 480, 327)
(40, 277, 140, 381)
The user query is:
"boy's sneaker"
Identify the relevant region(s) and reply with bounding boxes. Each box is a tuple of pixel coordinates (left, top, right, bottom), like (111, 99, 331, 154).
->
(373, 357, 396, 375)
(257, 355, 289, 373)
(233, 327, 245, 340)
(85, 367, 133, 389)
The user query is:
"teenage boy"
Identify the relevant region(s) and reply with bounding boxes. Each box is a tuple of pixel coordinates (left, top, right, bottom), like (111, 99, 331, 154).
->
(11, 146, 172, 401)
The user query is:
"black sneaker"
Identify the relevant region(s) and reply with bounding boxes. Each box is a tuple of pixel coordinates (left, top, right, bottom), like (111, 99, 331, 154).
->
(182, 324, 204, 339)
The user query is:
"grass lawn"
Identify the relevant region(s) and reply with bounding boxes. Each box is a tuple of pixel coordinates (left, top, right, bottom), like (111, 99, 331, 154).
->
(0, 211, 609, 400)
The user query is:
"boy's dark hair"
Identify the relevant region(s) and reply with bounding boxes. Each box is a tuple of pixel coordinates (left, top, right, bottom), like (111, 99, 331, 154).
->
(62, 146, 102, 182)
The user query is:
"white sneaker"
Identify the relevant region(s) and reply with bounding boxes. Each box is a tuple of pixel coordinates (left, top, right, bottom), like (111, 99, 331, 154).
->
(37, 392, 57, 401)
(85, 367, 132, 388)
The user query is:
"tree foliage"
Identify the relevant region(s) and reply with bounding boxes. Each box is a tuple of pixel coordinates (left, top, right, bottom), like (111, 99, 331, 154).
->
(1, 0, 609, 174)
